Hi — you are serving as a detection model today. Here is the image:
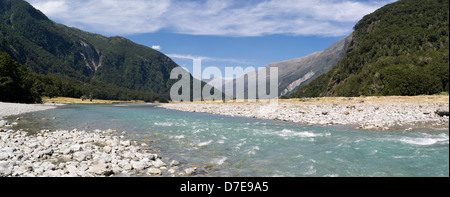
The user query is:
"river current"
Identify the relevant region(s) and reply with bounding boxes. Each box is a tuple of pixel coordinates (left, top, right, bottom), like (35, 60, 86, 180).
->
(9, 104, 449, 177)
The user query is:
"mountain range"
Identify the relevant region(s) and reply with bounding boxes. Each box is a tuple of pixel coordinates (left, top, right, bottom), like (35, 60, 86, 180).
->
(1, 0, 448, 103)
(220, 35, 351, 99)
(0, 0, 200, 102)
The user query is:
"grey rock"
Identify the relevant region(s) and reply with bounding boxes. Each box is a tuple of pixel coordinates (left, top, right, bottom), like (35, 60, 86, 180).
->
(65, 164, 79, 175)
(147, 168, 162, 176)
(110, 164, 122, 175)
(169, 160, 181, 167)
(120, 140, 131, 147)
(123, 163, 133, 171)
(73, 151, 91, 162)
(43, 148, 54, 156)
(60, 147, 72, 155)
(35, 151, 45, 159)
(122, 151, 135, 159)
(105, 140, 118, 147)
(95, 153, 112, 164)
(103, 146, 112, 153)
(0, 120, 7, 128)
(69, 145, 83, 153)
(117, 159, 130, 168)
(43, 140, 52, 148)
(41, 162, 56, 171)
(436, 108, 449, 117)
(142, 153, 156, 161)
(43, 170, 62, 177)
(184, 168, 196, 176)
(131, 160, 146, 171)
(152, 159, 166, 168)
(0, 161, 11, 168)
(89, 164, 113, 176)
(0, 152, 9, 160)
(195, 168, 208, 175)
(2, 147, 16, 155)
(28, 142, 39, 149)
(0, 166, 13, 176)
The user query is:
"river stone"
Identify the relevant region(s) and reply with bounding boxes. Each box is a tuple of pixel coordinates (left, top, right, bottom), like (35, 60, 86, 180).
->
(152, 159, 166, 168)
(147, 168, 162, 176)
(131, 160, 146, 171)
(436, 108, 449, 117)
(0, 166, 13, 176)
(184, 168, 196, 176)
(89, 164, 113, 176)
(103, 146, 112, 153)
(120, 140, 131, 147)
(0, 120, 7, 128)
(43, 170, 62, 177)
(169, 160, 181, 167)
(0, 152, 9, 160)
(142, 153, 156, 161)
(43, 148, 54, 156)
(73, 151, 91, 162)
(105, 140, 118, 147)
(69, 145, 83, 153)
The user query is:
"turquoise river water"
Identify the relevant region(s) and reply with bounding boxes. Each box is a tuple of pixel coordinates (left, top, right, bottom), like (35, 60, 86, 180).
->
(9, 104, 449, 177)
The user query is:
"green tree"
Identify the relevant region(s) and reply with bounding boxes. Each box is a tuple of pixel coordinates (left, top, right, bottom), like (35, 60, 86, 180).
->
(0, 52, 41, 103)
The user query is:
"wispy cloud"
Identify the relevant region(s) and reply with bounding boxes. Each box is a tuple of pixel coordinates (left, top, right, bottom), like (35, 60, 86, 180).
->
(26, 0, 395, 37)
(167, 53, 252, 65)
(166, 54, 210, 60)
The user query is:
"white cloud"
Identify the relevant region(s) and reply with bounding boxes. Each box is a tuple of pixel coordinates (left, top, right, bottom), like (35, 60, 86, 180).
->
(26, 0, 395, 37)
(167, 54, 210, 61)
(29, 0, 68, 16)
(167, 54, 251, 65)
(27, 0, 170, 35)
(151, 45, 161, 50)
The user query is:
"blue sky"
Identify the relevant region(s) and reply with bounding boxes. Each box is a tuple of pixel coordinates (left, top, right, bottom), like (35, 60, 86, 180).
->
(26, 0, 396, 77)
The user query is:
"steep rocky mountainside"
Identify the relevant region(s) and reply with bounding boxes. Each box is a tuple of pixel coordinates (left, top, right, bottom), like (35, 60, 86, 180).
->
(223, 35, 351, 98)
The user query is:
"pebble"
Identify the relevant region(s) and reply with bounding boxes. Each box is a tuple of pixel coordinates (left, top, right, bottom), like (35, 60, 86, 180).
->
(184, 167, 196, 176)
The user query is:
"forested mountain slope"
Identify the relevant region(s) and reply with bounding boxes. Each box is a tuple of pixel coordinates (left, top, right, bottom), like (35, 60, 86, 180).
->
(292, 0, 449, 98)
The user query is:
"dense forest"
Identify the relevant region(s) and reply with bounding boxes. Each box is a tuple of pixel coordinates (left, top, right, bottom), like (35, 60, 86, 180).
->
(292, 0, 449, 98)
(0, 52, 40, 103)
(1, 52, 170, 103)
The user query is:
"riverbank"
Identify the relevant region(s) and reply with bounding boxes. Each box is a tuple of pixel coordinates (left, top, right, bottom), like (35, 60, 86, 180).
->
(0, 102, 57, 119)
(0, 129, 195, 177)
(161, 96, 449, 131)
(42, 97, 146, 104)
(0, 102, 57, 128)
(0, 102, 195, 177)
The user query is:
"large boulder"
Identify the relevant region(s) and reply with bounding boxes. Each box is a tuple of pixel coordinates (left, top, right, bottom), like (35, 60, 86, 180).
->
(0, 120, 7, 128)
(88, 164, 114, 176)
(436, 108, 449, 117)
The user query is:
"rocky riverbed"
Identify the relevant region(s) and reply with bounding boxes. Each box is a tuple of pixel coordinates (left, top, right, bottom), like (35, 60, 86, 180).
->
(0, 128, 200, 177)
(0, 102, 199, 177)
(161, 101, 449, 130)
(0, 102, 57, 119)
(0, 102, 57, 128)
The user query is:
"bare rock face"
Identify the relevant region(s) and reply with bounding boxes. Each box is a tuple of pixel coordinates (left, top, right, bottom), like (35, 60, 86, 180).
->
(79, 41, 101, 78)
